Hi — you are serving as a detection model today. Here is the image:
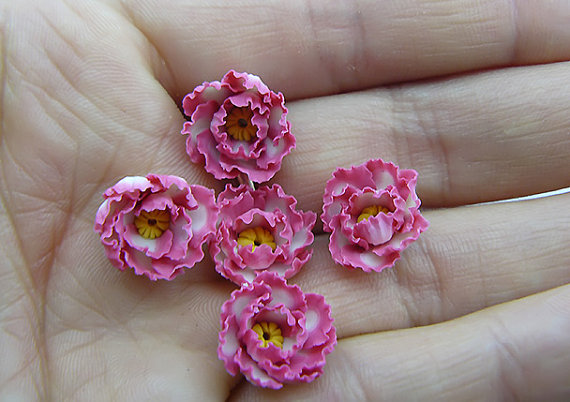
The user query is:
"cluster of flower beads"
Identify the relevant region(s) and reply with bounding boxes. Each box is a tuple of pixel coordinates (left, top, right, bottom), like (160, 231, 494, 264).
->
(94, 70, 428, 389)
(94, 71, 335, 389)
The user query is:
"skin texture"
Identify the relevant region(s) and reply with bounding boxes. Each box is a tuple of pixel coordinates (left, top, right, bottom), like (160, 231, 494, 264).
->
(0, 0, 569, 400)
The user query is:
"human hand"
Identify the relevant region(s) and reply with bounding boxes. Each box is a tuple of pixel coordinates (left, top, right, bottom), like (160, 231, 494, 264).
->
(1, 1, 569, 400)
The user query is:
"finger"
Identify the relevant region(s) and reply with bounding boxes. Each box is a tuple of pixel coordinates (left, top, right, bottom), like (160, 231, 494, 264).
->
(275, 62, 570, 211)
(2, 0, 217, 193)
(45, 266, 236, 400)
(0, 200, 47, 399)
(293, 193, 570, 338)
(122, 0, 570, 100)
(233, 284, 570, 400)
(0, 1, 219, 278)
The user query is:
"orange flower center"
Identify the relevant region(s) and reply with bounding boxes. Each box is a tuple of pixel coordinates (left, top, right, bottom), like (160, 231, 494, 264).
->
(134, 209, 170, 239)
(357, 205, 390, 223)
(237, 227, 276, 251)
(225, 107, 257, 141)
(252, 321, 283, 348)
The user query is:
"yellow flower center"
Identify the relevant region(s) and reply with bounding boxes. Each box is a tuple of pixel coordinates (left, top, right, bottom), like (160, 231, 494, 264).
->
(357, 205, 390, 223)
(225, 107, 257, 141)
(237, 227, 276, 251)
(134, 209, 170, 239)
(252, 321, 284, 348)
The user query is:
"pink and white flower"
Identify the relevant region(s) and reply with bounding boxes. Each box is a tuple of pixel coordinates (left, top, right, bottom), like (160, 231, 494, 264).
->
(94, 174, 218, 280)
(322, 159, 429, 272)
(181, 70, 295, 183)
(218, 272, 336, 389)
(210, 184, 316, 285)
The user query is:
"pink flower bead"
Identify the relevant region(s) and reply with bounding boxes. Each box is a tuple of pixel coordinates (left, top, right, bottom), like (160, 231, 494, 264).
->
(322, 159, 429, 272)
(181, 70, 295, 183)
(210, 184, 316, 285)
(218, 272, 336, 389)
(94, 174, 218, 280)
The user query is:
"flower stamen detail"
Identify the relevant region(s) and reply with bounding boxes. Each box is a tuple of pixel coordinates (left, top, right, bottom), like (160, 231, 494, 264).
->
(225, 107, 257, 141)
(237, 227, 276, 251)
(252, 321, 284, 348)
(135, 209, 170, 239)
(357, 205, 390, 223)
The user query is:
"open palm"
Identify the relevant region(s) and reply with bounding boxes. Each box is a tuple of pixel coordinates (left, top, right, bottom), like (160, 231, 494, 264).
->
(1, 1, 569, 400)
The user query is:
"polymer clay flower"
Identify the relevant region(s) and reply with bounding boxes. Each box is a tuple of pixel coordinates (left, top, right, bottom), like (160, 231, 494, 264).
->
(210, 184, 316, 285)
(218, 272, 336, 389)
(94, 174, 218, 280)
(322, 159, 429, 272)
(181, 70, 295, 183)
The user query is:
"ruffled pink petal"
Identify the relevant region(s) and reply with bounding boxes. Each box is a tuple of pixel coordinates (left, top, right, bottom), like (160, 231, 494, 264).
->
(216, 224, 245, 269)
(152, 258, 188, 280)
(122, 241, 187, 281)
(322, 179, 358, 233)
(352, 213, 395, 246)
(257, 272, 306, 311)
(256, 125, 295, 171)
(222, 70, 271, 97)
(123, 223, 174, 259)
(182, 80, 231, 118)
(302, 293, 335, 349)
(246, 157, 289, 184)
(123, 246, 161, 280)
(326, 163, 376, 199)
(262, 339, 332, 384)
(234, 348, 282, 389)
(390, 167, 419, 203)
(288, 325, 337, 380)
(337, 213, 370, 251)
(365, 159, 399, 190)
(217, 183, 248, 203)
(233, 208, 282, 233)
(222, 263, 295, 285)
(329, 220, 393, 272)
(147, 174, 195, 201)
(95, 197, 137, 245)
(222, 280, 272, 320)
(238, 244, 278, 270)
(195, 125, 234, 180)
(218, 314, 241, 375)
(101, 233, 124, 270)
(103, 175, 153, 198)
(290, 211, 316, 254)
(379, 212, 430, 254)
(218, 190, 255, 222)
(165, 213, 192, 260)
(187, 184, 218, 244)
(182, 101, 218, 165)
(217, 255, 254, 284)
(136, 193, 175, 216)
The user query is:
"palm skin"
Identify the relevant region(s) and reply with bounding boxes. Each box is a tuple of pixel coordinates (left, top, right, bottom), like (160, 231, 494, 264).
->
(1, 1, 570, 401)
